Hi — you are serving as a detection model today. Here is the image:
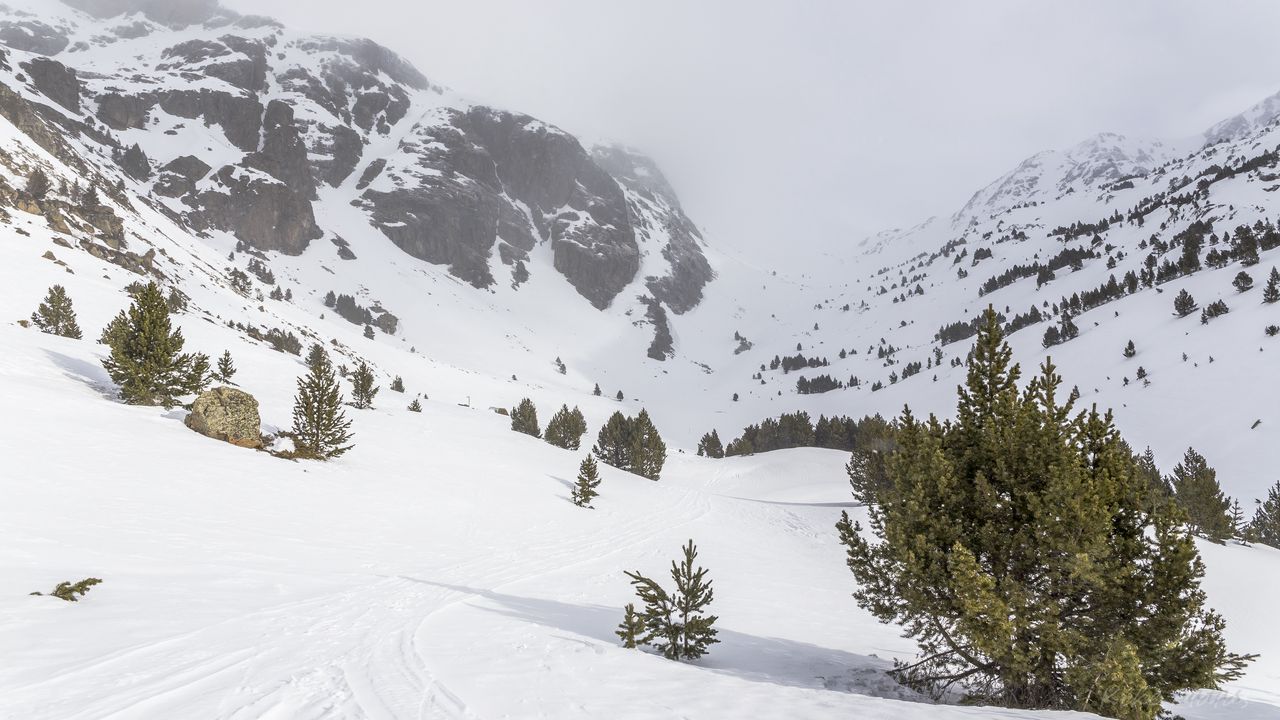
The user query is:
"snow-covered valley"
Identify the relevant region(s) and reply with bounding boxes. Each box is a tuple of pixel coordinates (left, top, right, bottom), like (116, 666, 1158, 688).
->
(2, 1, 1280, 718)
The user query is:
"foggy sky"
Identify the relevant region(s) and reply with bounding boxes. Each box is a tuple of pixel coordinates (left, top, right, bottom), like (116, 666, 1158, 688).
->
(226, 0, 1280, 266)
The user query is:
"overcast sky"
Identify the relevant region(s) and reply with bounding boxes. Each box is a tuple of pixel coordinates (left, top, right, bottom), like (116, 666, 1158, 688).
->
(227, 0, 1280, 265)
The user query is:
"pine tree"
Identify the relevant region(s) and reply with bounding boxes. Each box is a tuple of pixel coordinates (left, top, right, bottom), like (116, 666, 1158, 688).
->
(363, 324, 375, 339)
(1263, 267, 1280, 304)
(1123, 339, 1136, 359)
(82, 186, 99, 210)
(1229, 499, 1248, 543)
(545, 404, 587, 449)
(1233, 271, 1254, 293)
(26, 168, 50, 199)
(1173, 288, 1198, 317)
(101, 282, 205, 407)
(390, 375, 405, 393)
(215, 350, 236, 383)
(629, 409, 666, 481)
(616, 603, 646, 649)
(350, 361, 379, 409)
(1169, 448, 1234, 543)
(510, 398, 541, 438)
(697, 430, 724, 458)
(616, 390, 624, 401)
(571, 455, 602, 508)
(407, 398, 422, 413)
(593, 411, 633, 469)
(623, 540, 718, 661)
(290, 348, 353, 459)
(835, 307, 1251, 715)
(306, 342, 328, 373)
(30, 285, 82, 339)
(324, 290, 336, 308)
(593, 383, 602, 396)
(1247, 481, 1280, 549)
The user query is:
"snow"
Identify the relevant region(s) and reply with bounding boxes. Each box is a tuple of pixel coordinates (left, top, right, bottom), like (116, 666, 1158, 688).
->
(0, 1, 1278, 716)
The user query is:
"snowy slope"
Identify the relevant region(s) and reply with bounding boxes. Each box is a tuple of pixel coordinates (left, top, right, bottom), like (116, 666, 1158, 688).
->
(0, 1, 1279, 718)
(2, 312, 1278, 719)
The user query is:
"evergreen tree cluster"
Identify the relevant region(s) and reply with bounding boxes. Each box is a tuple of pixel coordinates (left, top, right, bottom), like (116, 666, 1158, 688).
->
(696, 429, 724, 458)
(510, 398, 541, 438)
(796, 373, 843, 394)
(835, 309, 1252, 718)
(544, 404, 588, 449)
(593, 409, 666, 480)
(619, 540, 718, 661)
(720, 412, 890, 457)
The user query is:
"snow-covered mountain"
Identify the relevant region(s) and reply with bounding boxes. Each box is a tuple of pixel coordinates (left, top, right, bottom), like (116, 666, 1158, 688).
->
(3, 1, 1280, 718)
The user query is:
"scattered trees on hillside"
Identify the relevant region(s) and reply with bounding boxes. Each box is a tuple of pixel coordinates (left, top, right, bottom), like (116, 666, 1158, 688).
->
(621, 540, 718, 661)
(30, 285, 82, 339)
(1200, 299, 1229, 324)
(835, 308, 1251, 717)
(510, 398, 541, 438)
(101, 282, 209, 407)
(290, 345, 352, 460)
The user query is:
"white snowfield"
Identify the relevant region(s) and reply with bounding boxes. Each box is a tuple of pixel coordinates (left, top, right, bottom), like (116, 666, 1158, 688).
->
(1, 313, 1278, 719)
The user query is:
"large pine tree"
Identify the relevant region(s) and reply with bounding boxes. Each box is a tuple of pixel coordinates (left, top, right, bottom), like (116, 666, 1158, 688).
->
(545, 404, 587, 449)
(30, 285, 82, 339)
(101, 282, 206, 407)
(593, 411, 633, 469)
(290, 348, 353, 460)
(1169, 448, 1233, 543)
(835, 308, 1250, 718)
(510, 398, 541, 438)
(629, 409, 667, 481)
(696, 430, 724, 458)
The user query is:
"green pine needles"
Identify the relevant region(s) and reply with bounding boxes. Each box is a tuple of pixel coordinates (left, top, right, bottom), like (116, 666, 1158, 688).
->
(592, 409, 666, 480)
(571, 455, 601, 507)
(835, 307, 1252, 719)
(620, 539, 718, 661)
(510, 398, 541, 438)
(350, 361, 379, 409)
(100, 282, 209, 407)
(31, 284, 82, 339)
(545, 404, 588, 449)
(290, 345, 353, 460)
(31, 577, 102, 602)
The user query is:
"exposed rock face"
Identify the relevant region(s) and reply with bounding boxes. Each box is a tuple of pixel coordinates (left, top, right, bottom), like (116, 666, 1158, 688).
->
(2, 0, 712, 320)
(593, 145, 714, 314)
(184, 386, 262, 448)
(21, 58, 80, 113)
(362, 107, 641, 306)
(0, 20, 69, 55)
